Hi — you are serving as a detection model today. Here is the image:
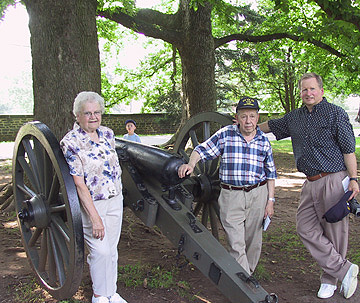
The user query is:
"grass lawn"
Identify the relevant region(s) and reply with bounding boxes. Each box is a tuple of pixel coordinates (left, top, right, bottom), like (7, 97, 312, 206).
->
(271, 137, 360, 160)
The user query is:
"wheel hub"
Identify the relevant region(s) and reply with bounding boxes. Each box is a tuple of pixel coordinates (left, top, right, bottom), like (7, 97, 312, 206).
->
(194, 174, 214, 203)
(18, 194, 50, 229)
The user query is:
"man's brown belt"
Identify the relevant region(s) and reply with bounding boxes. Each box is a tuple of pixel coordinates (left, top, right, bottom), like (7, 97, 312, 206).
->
(220, 180, 267, 192)
(306, 172, 333, 182)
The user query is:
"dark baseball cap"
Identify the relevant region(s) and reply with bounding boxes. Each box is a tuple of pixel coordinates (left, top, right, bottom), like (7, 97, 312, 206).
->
(236, 96, 260, 111)
(125, 119, 136, 127)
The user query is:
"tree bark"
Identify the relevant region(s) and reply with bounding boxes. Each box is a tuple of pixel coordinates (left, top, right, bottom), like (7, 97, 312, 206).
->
(99, 0, 217, 121)
(23, 0, 101, 140)
(177, 0, 216, 118)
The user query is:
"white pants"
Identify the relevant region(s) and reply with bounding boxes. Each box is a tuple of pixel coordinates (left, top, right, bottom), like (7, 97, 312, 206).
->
(218, 184, 268, 274)
(81, 194, 123, 297)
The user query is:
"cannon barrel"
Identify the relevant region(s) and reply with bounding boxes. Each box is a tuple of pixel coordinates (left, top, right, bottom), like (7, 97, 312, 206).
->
(115, 138, 185, 187)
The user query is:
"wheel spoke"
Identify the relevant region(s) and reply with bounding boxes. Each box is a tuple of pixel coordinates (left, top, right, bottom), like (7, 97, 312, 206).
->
(50, 221, 70, 267)
(209, 203, 219, 239)
(33, 138, 46, 194)
(43, 148, 54, 198)
(208, 157, 220, 176)
(210, 198, 220, 218)
(28, 227, 43, 247)
(189, 129, 199, 147)
(52, 216, 71, 243)
(49, 228, 66, 286)
(46, 229, 57, 285)
(16, 183, 35, 198)
(47, 174, 60, 205)
(22, 138, 42, 193)
(39, 229, 48, 273)
(203, 121, 210, 140)
(201, 203, 209, 227)
(193, 201, 203, 216)
(178, 148, 189, 162)
(17, 155, 41, 193)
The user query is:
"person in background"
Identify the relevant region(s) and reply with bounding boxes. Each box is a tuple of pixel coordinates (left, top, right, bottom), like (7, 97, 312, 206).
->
(123, 119, 141, 142)
(259, 72, 359, 300)
(178, 96, 277, 275)
(60, 91, 127, 303)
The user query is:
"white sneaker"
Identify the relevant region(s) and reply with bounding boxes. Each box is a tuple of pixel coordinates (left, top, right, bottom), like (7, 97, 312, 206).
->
(317, 283, 337, 299)
(92, 295, 110, 303)
(341, 264, 359, 299)
(109, 293, 128, 303)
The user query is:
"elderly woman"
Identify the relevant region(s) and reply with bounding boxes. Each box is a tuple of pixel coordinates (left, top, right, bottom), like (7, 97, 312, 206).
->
(60, 92, 127, 303)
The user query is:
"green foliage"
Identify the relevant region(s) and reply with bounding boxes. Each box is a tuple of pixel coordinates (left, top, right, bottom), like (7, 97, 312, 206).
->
(0, 0, 16, 20)
(355, 137, 360, 160)
(3, 0, 360, 115)
(0, 159, 12, 173)
(13, 279, 45, 303)
(253, 262, 272, 281)
(269, 139, 293, 154)
(118, 263, 181, 289)
(263, 223, 308, 261)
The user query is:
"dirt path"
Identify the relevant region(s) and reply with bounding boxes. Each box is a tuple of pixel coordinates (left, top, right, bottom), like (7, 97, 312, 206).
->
(1, 154, 360, 303)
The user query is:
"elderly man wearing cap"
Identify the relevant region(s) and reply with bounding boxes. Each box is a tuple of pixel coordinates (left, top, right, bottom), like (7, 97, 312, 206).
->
(259, 72, 359, 299)
(123, 119, 141, 143)
(178, 96, 277, 275)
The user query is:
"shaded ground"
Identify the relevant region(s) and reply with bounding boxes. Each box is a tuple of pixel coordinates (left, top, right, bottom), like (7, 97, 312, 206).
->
(1, 152, 360, 303)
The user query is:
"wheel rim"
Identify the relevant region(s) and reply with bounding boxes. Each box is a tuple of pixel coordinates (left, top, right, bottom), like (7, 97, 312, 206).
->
(12, 121, 84, 300)
(173, 112, 233, 238)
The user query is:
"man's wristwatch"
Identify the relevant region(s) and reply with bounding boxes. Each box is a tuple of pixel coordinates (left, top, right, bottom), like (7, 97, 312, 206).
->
(350, 177, 358, 182)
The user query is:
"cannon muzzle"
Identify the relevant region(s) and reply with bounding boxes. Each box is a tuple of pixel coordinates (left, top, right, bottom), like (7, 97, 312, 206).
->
(115, 138, 185, 187)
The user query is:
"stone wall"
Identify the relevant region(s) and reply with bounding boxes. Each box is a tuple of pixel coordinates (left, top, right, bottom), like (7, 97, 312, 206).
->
(0, 113, 178, 142)
(4, 111, 338, 143)
(0, 115, 34, 142)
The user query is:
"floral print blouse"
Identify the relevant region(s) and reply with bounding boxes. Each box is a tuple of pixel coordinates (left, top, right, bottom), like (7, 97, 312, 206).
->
(60, 122, 122, 201)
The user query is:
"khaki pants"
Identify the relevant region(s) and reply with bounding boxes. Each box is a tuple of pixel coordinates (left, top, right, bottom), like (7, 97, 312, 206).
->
(218, 184, 268, 274)
(82, 194, 123, 297)
(296, 171, 351, 285)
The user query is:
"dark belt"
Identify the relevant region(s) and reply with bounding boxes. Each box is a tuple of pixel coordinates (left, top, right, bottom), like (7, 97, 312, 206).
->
(220, 180, 267, 192)
(306, 172, 333, 182)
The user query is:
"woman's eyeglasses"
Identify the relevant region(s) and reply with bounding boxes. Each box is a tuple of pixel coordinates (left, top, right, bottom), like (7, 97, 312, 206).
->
(82, 111, 102, 118)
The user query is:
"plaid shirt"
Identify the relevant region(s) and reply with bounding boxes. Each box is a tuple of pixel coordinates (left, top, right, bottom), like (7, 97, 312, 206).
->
(195, 125, 277, 186)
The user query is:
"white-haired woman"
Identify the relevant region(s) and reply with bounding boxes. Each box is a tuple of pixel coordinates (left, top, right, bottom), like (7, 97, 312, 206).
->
(60, 92, 127, 303)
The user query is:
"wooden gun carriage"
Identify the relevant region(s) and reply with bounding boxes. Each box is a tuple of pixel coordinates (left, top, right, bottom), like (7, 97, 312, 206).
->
(12, 112, 278, 303)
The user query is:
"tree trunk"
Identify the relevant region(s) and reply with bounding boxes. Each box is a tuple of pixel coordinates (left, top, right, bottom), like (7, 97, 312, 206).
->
(0, 182, 13, 213)
(23, 0, 101, 140)
(178, 1, 216, 119)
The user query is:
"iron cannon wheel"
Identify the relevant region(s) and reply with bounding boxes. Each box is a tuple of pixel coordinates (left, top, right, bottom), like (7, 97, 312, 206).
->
(173, 112, 233, 239)
(12, 121, 84, 300)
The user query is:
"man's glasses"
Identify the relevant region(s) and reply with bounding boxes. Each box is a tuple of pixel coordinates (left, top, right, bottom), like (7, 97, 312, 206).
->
(82, 111, 102, 118)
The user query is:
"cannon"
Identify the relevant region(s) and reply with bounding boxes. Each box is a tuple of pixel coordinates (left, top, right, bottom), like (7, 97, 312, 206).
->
(12, 112, 278, 303)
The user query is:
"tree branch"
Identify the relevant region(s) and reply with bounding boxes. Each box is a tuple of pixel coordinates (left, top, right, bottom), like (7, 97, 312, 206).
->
(313, 0, 360, 31)
(97, 8, 181, 45)
(214, 33, 344, 58)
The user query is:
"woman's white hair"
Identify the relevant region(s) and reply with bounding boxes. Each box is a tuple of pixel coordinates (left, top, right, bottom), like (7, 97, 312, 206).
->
(73, 91, 105, 116)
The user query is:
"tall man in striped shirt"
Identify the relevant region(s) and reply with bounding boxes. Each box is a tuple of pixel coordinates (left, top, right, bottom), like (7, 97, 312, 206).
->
(178, 97, 277, 275)
(259, 72, 359, 299)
